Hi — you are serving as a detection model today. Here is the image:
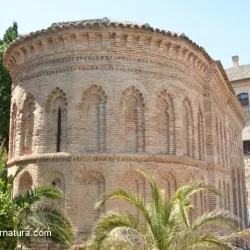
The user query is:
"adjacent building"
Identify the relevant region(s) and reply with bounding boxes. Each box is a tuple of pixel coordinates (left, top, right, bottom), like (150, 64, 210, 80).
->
(226, 56, 250, 224)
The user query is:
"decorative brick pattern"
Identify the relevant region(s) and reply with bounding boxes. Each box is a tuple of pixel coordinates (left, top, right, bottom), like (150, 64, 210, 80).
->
(45, 88, 67, 153)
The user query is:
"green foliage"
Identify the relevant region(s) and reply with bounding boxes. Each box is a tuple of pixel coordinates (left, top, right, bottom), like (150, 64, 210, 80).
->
(16, 187, 74, 248)
(0, 144, 74, 249)
(0, 22, 18, 45)
(0, 143, 19, 249)
(0, 22, 18, 147)
(83, 170, 250, 250)
(0, 181, 19, 249)
(0, 141, 8, 187)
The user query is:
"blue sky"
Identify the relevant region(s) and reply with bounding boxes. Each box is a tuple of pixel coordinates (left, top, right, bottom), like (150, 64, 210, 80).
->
(1, 0, 250, 68)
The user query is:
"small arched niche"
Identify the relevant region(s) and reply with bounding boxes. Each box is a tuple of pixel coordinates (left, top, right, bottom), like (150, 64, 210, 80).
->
(18, 172, 33, 194)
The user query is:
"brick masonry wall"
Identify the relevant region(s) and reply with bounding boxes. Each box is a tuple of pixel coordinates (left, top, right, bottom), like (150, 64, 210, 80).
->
(229, 81, 250, 225)
(4, 21, 248, 247)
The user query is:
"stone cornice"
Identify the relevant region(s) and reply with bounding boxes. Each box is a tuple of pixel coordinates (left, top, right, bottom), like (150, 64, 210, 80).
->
(3, 18, 212, 70)
(3, 26, 211, 82)
(214, 61, 235, 94)
(7, 152, 229, 174)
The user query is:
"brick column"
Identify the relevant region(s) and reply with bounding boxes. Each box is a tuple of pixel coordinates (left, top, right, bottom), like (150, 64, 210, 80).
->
(33, 106, 45, 154)
(15, 111, 23, 157)
(169, 106, 175, 155)
(173, 98, 184, 156)
(99, 103, 106, 152)
(137, 106, 145, 152)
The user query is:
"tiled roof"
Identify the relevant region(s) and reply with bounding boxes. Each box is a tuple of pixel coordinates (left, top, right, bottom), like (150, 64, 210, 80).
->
(225, 64, 250, 82)
(50, 17, 146, 28)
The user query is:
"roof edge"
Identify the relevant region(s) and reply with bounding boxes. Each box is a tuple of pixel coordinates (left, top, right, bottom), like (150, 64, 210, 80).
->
(3, 17, 213, 66)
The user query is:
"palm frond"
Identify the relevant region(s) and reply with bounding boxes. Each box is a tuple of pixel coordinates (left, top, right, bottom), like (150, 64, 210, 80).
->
(21, 205, 74, 246)
(91, 211, 146, 249)
(219, 228, 250, 244)
(93, 211, 141, 235)
(109, 226, 146, 250)
(14, 185, 63, 207)
(87, 170, 248, 250)
(191, 210, 240, 231)
(136, 169, 165, 214)
(172, 181, 222, 202)
(176, 232, 239, 250)
(95, 188, 150, 224)
(8, 165, 26, 185)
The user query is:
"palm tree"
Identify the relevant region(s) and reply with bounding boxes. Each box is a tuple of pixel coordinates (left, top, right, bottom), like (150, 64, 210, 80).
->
(0, 144, 74, 249)
(83, 170, 250, 250)
(14, 185, 74, 248)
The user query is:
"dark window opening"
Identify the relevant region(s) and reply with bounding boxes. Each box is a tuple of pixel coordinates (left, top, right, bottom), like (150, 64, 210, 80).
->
(52, 178, 62, 190)
(237, 93, 250, 118)
(238, 93, 249, 106)
(56, 107, 61, 152)
(243, 140, 250, 155)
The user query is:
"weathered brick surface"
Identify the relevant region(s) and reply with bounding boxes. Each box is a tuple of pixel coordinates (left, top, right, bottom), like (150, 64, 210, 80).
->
(230, 80, 250, 225)
(4, 18, 248, 247)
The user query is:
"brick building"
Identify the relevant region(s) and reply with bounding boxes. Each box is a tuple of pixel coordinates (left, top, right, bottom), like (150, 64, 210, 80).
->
(226, 56, 250, 224)
(3, 18, 248, 246)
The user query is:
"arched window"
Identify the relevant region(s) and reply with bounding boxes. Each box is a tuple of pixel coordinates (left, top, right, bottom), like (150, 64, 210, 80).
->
(87, 94, 102, 152)
(49, 176, 65, 211)
(125, 96, 139, 152)
(44, 173, 66, 212)
(45, 88, 67, 153)
(82, 85, 107, 153)
(155, 91, 175, 154)
(21, 94, 35, 155)
(79, 171, 105, 233)
(119, 170, 145, 218)
(18, 172, 33, 194)
(120, 86, 145, 153)
(162, 173, 177, 199)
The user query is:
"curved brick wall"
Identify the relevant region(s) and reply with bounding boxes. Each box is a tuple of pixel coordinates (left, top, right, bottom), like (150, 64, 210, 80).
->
(4, 18, 248, 245)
